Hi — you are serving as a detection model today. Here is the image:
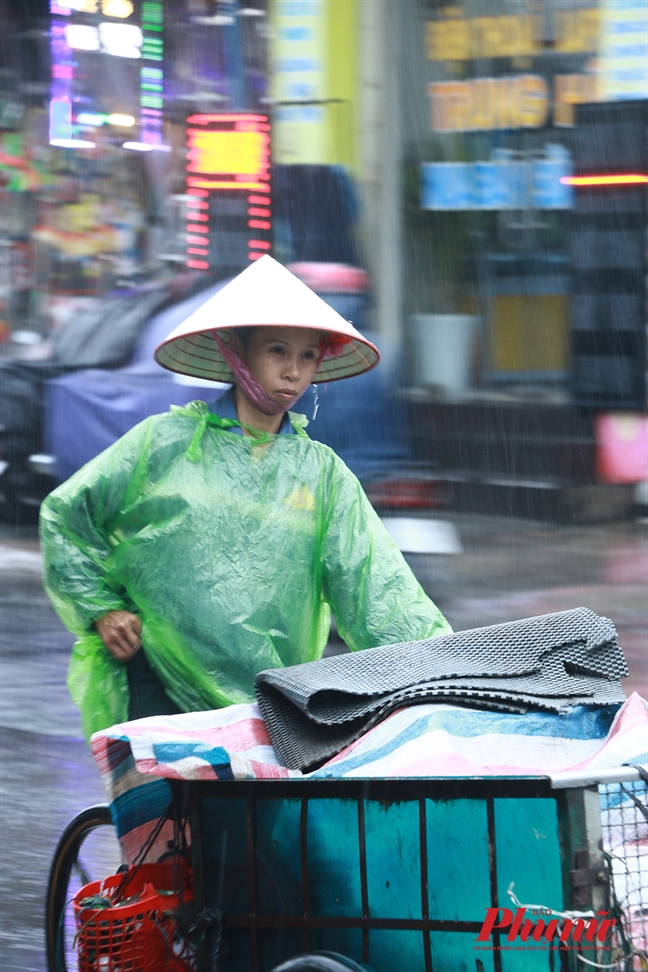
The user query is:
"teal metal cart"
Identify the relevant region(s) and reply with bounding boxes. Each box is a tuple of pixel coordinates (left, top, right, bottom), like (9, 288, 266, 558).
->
(179, 776, 613, 972)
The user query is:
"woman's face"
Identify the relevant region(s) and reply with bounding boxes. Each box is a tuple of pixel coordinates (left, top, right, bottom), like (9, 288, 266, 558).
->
(237, 326, 321, 409)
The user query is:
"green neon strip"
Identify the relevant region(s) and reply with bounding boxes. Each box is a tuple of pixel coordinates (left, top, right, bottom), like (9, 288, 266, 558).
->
(140, 95, 163, 108)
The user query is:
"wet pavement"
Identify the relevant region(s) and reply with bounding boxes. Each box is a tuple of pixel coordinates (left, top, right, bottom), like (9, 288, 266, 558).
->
(1, 516, 646, 970)
(0, 547, 104, 972)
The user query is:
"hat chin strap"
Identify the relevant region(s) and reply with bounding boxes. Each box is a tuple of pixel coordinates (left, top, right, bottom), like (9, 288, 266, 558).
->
(212, 331, 294, 417)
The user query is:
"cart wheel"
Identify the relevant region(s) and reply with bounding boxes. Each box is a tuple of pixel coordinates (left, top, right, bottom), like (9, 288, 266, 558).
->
(270, 952, 374, 971)
(45, 804, 122, 972)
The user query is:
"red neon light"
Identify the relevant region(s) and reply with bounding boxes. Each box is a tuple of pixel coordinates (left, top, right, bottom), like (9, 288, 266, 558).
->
(186, 115, 271, 271)
(187, 259, 209, 269)
(560, 174, 648, 186)
(235, 171, 269, 182)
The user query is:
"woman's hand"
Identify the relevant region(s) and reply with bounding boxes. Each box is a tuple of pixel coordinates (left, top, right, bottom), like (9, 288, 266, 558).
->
(95, 610, 142, 663)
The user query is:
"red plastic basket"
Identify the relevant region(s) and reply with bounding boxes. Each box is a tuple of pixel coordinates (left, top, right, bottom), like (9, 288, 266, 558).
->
(73, 862, 194, 972)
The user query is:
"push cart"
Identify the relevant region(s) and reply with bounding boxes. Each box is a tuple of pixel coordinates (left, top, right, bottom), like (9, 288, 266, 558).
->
(46, 768, 648, 972)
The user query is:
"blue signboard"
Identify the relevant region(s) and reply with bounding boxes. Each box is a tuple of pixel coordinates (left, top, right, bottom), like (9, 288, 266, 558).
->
(421, 149, 573, 210)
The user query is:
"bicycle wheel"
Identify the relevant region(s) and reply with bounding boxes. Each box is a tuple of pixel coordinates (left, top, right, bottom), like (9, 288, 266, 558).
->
(270, 953, 374, 972)
(45, 804, 122, 972)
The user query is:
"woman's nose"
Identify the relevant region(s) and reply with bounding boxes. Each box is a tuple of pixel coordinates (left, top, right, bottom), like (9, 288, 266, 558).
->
(282, 355, 300, 379)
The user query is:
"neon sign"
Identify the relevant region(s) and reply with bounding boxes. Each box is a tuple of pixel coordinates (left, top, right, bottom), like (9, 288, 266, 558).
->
(50, 0, 162, 150)
(560, 174, 648, 186)
(49, 18, 74, 143)
(138, 1, 164, 148)
(185, 114, 271, 271)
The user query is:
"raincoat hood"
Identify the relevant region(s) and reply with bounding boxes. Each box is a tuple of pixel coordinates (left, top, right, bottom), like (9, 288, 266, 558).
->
(154, 255, 380, 383)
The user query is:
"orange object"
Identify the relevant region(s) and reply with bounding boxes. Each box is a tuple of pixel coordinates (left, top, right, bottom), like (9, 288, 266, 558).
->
(73, 862, 193, 972)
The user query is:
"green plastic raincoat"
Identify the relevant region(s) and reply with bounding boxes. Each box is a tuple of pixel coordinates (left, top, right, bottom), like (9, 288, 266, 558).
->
(40, 401, 451, 740)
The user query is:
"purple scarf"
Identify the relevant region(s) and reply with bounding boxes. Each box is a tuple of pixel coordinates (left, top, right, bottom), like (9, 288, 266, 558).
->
(212, 331, 294, 416)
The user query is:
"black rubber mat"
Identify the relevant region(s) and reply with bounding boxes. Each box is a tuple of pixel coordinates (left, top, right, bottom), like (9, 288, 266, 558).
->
(254, 608, 628, 771)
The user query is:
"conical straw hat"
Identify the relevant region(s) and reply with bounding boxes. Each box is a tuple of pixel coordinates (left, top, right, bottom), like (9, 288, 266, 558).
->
(155, 255, 380, 383)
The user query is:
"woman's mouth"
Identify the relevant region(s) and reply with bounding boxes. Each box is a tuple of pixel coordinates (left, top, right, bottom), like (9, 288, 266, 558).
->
(275, 389, 297, 401)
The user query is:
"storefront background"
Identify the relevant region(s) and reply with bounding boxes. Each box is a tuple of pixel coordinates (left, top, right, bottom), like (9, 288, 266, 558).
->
(0, 0, 645, 485)
(396, 0, 647, 402)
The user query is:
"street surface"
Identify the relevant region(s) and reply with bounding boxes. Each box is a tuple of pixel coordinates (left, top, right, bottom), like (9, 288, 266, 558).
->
(1, 516, 646, 970)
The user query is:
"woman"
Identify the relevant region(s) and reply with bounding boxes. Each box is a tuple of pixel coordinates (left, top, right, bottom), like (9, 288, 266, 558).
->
(40, 256, 451, 740)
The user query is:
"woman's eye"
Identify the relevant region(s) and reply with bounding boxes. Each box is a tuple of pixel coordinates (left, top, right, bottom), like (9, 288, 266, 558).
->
(303, 351, 315, 360)
(270, 346, 285, 355)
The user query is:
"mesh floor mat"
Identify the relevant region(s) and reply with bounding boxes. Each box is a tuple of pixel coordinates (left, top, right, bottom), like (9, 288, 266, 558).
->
(254, 608, 629, 771)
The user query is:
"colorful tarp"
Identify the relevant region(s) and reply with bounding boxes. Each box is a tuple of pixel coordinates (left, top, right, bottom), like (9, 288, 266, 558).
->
(91, 694, 648, 863)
